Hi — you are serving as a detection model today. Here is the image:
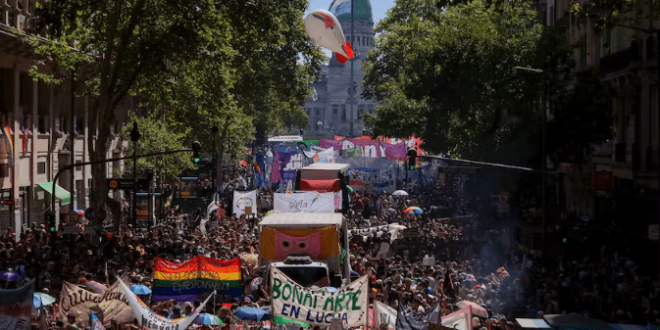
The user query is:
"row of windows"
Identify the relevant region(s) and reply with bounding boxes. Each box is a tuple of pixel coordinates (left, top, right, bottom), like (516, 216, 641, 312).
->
(345, 35, 373, 48)
(305, 104, 375, 121)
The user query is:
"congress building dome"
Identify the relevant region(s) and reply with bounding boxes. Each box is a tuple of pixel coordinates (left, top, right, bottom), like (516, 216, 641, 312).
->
(329, 0, 374, 24)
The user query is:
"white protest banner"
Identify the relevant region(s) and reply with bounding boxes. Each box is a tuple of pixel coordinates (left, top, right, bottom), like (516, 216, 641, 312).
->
(117, 277, 212, 330)
(374, 301, 396, 330)
(233, 190, 257, 217)
(58, 280, 133, 328)
(440, 306, 472, 330)
(0, 279, 33, 330)
(274, 192, 335, 213)
(271, 267, 368, 328)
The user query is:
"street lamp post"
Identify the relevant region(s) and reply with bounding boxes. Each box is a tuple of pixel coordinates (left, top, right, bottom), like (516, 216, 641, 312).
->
(212, 126, 218, 194)
(130, 122, 140, 225)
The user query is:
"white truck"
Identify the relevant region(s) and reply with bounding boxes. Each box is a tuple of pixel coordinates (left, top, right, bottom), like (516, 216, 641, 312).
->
(258, 212, 350, 287)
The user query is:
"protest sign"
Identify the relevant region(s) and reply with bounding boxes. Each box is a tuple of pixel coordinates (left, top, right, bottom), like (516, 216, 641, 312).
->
(58, 280, 133, 328)
(274, 192, 335, 213)
(0, 279, 33, 330)
(118, 277, 212, 330)
(233, 190, 257, 217)
(270, 267, 368, 328)
(319, 139, 407, 159)
(374, 301, 397, 330)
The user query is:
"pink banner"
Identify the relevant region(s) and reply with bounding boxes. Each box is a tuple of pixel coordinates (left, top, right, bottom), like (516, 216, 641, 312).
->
(319, 138, 407, 159)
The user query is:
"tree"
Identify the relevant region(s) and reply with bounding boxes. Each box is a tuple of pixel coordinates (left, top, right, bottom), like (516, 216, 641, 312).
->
(122, 113, 193, 185)
(24, 0, 231, 226)
(363, 0, 543, 162)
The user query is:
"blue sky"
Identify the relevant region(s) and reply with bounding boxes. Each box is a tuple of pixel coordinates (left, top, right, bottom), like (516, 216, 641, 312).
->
(305, 0, 396, 59)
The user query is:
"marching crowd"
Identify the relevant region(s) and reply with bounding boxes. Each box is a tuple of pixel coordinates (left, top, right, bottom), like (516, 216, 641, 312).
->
(0, 172, 659, 330)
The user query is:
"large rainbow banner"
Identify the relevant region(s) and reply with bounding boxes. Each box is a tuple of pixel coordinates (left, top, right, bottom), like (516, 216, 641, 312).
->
(152, 256, 242, 302)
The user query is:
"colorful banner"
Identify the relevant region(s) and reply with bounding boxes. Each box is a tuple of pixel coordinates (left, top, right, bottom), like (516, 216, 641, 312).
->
(0, 279, 33, 330)
(337, 157, 398, 193)
(440, 306, 472, 330)
(270, 267, 369, 327)
(260, 226, 339, 261)
(152, 256, 242, 302)
(395, 303, 441, 330)
(319, 139, 407, 159)
(374, 301, 397, 330)
(118, 277, 212, 330)
(233, 190, 257, 217)
(273, 192, 335, 213)
(58, 280, 133, 328)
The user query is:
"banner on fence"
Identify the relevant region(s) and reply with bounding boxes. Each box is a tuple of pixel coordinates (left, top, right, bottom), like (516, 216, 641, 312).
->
(233, 190, 257, 217)
(270, 267, 368, 327)
(274, 192, 335, 213)
(58, 280, 133, 328)
(0, 279, 33, 330)
(118, 277, 212, 330)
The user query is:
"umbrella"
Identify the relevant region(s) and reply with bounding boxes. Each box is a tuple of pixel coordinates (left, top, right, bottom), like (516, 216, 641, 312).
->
(404, 206, 423, 214)
(251, 277, 263, 291)
(265, 210, 278, 217)
(456, 301, 488, 318)
(196, 313, 225, 325)
(130, 284, 152, 295)
(234, 306, 270, 322)
(0, 271, 22, 281)
(33, 292, 56, 308)
(85, 281, 107, 293)
(392, 190, 408, 196)
(73, 209, 85, 216)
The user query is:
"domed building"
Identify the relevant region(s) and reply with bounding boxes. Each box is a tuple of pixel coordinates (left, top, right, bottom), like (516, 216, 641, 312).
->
(302, 0, 378, 138)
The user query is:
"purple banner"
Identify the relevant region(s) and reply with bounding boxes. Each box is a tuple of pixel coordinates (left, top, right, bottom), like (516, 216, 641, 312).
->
(319, 138, 407, 159)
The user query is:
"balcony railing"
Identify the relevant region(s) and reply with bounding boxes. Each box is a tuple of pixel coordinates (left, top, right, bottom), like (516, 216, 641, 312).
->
(1, 0, 33, 32)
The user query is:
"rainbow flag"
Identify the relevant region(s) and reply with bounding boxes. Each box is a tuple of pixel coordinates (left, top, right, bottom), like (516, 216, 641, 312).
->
(1, 125, 13, 166)
(152, 256, 242, 302)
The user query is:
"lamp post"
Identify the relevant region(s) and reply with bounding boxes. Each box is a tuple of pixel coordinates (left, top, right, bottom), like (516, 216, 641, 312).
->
(130, 122, 140, 225)
(514, 66, 546, 249)
(349, 0, 355, 137)
(212, 125, 218, 195)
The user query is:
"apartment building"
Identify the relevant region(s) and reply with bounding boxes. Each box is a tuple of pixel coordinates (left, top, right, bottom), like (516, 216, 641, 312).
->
(545, 0, 660, 239)
(0, 0, 131, 237)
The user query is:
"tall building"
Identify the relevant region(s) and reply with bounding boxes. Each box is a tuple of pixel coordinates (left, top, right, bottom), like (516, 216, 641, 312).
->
(303, 0, 378, 138)
(0, 2, 131, 238)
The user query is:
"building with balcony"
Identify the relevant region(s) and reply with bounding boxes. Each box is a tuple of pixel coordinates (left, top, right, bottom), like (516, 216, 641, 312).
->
(302, 0, 378, 138)
(0, 0, 131, 237)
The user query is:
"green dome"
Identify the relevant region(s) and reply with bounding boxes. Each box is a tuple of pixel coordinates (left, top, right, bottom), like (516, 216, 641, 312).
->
(329, 0, 373, 24)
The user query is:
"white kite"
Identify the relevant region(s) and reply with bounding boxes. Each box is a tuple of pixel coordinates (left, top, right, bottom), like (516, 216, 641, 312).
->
(304, 9, 355, 63)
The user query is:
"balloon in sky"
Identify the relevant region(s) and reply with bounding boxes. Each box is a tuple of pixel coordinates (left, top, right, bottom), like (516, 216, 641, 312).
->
(304, 9, 355, 63)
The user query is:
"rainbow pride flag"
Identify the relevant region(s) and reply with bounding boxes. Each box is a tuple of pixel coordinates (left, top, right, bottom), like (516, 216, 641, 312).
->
(1, 125, 13, 166)
(152, 256, 242, 302)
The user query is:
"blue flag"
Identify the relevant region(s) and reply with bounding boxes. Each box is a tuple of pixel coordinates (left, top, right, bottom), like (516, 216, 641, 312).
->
(90, 312, 105, 330)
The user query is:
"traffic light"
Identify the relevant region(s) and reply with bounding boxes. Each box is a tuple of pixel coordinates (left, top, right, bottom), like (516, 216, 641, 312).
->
(407, 146, 417, 171)
(191, 141, 201, 164)
(46, 212, 56, 232)
(562, 237, 567, 243)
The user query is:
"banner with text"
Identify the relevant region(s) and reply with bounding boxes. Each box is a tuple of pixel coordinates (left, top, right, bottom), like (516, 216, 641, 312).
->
(273, 192, 335, 213)
(0, 279, 33, 330)
(233, 190, 257, 217)
(270, 267, 368, 327)
(58, 280, 133, 328)
(118, 277, 211, 330)
(319, 139, 407, 159)
(336, 157, 398, 193)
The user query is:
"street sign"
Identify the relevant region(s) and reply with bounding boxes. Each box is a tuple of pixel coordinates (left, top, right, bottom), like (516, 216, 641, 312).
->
(107, 179, 134, 190)
(85, 207, 98, 220)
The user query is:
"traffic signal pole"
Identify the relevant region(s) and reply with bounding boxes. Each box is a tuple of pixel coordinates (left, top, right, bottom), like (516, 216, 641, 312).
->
(49, 147, 197, 231)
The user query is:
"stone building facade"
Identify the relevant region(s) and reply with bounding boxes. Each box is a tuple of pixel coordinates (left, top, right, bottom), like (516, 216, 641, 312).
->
(303, 0, 378, 138)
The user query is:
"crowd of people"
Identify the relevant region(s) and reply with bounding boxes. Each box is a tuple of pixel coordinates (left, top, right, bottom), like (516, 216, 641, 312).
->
(1, 170, 659, 330)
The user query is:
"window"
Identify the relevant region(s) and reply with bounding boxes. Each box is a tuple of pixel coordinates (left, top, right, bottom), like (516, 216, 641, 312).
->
(332, 104, 339, 116)
(367, 105, 375, 114)
(358, 104, 365, 119)
(37, 162, 46, 174)
(0, 164, 9, 178)
(316, 109, 320, 117)
(341, 105, 347, 121)
(76, 161, 82, 171)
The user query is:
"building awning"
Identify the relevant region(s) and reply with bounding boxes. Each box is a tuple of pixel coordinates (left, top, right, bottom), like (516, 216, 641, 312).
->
(36, 182, 73, 205)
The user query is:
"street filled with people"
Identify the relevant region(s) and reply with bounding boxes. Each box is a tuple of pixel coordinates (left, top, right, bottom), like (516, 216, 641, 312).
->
(0, 168, 658, 330)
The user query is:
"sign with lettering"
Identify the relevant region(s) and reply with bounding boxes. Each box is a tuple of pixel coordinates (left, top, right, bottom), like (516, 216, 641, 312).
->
(58, 280, 132, 328)
(273, 192, 335, 213)
(233, 190, 257, 217)
(270, 267, 368, 327)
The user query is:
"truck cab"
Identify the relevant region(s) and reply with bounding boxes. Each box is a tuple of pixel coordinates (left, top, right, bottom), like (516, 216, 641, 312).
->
(258, 212, 349, 288)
